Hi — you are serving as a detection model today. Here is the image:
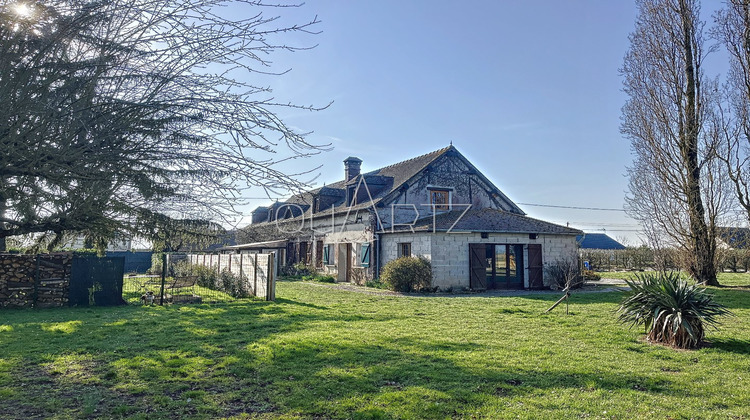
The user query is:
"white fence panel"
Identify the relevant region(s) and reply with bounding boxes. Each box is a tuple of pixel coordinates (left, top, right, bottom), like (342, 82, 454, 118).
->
(185, 253, 275, 301)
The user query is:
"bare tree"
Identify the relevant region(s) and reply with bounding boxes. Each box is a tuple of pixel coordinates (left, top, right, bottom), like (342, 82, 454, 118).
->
(713, 1, 750, 225)
(622, 0, 724, 285)
(0, 0, 328, 252)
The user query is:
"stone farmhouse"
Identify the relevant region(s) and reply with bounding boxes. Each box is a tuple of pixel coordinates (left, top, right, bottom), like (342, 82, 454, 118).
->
(234, 146, 581, 290)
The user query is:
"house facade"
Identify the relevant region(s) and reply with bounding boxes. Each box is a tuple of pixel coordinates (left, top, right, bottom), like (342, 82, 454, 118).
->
(235, 146, 581, 290)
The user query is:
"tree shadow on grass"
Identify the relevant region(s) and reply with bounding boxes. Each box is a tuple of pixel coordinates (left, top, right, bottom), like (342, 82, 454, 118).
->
(519, 289, 626, 306)
(274, 297, 329, 310)
(707, 338, 750, 355)
(703, 288, 750, 310)
(256, 338, 685, 419)
(0, 299, 397, 418)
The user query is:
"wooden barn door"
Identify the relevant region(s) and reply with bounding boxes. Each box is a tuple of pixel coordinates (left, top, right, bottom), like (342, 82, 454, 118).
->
(469, 243, 487, 290)
(528, 244, 543, 289)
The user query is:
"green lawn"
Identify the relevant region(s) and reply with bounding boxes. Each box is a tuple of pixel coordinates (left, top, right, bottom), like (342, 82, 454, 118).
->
(0, 279, 749, 419)
(597, 270, 750, 287)
(122, 276, 237, 305)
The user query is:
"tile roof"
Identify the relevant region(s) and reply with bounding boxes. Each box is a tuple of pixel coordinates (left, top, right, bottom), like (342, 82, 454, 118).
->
(246, 145, 526, 231)
(390, 208, 581, 235)
(253, 146, 457, 217)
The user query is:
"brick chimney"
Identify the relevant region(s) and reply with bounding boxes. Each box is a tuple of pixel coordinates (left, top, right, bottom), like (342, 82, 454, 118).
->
(344, 156, 362, 181)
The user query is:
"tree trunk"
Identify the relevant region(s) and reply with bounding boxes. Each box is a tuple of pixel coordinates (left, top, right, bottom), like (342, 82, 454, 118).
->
(679, 0, 719, 286)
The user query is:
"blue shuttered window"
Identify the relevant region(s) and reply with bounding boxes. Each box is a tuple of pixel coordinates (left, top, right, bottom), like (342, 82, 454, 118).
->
(360, 243, 371, 267)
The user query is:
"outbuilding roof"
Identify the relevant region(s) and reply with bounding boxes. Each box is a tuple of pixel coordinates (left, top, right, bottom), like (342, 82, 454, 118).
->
(390, 208, 581, 235)
(576, 233, 626, 250)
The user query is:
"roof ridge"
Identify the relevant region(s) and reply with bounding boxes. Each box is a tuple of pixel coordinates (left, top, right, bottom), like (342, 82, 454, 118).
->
(375, 145, 453, 172)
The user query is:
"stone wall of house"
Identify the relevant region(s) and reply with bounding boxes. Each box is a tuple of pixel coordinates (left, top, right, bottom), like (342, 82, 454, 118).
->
(0, 253, 72, 308)
(376, 153, 518, 230)
(316, 213, 375, 284)
(379, 233, 579, 290)
(380, 232, 432, 262)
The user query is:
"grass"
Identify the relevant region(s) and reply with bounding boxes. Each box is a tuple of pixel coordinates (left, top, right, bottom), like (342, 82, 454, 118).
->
(597, 271, 750, 287)
(0, 277, 748, 419)
(122, 275, 237, 304)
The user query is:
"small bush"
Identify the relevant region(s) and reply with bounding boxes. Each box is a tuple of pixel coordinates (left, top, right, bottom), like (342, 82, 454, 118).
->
(618, 272, 731, 349)
(193, 264, 219, 289)
(582, 270, 601, 281)
(316, 275, 336, 283)
(218, 268, 251, 298)
(172, 260, 193, 278)
(544, 259, 584, 289)
(302, 274, 336, 283)
(365, 279, 387, 289)
(280, 263, 314, 278)
(148, 253, 164, 275)
(381, 257, 432, 292)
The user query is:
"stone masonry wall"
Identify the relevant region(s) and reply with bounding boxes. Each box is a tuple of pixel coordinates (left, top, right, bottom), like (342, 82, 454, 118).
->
(380, 233, 579, 290)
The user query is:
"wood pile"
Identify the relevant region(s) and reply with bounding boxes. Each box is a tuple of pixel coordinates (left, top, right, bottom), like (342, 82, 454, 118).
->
(0, 253, 72, 308)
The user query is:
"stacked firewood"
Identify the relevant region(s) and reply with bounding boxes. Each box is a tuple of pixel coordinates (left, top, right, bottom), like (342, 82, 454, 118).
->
(0, 253, 72, 308)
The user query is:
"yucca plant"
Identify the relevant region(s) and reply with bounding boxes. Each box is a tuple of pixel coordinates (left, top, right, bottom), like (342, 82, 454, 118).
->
(618, 271, 731, 349)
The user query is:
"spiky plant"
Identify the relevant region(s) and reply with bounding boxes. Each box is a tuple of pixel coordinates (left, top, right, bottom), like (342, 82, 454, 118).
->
(618, 272, 731, 349)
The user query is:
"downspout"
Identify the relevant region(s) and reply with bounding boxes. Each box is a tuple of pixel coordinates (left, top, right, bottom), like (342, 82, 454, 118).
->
(376, 232, 381, 279)
(372, 207, 382, 279)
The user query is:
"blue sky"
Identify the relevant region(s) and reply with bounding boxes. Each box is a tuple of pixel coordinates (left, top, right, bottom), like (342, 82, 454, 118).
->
(229, 0, 724, 245)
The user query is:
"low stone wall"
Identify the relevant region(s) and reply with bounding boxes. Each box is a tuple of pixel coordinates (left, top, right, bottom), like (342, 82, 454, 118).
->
(0, 253, 72, 308)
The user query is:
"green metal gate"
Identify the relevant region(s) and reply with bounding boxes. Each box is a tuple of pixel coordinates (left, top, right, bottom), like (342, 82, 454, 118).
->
(69, 257, 126, 306)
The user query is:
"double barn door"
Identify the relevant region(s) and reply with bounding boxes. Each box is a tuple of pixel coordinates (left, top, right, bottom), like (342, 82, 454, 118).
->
(469, 243, 543, 290)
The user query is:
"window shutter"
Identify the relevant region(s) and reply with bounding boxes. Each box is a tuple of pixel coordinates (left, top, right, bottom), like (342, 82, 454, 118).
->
(323, 245, 330, 264)
(360, 243, 371, 267)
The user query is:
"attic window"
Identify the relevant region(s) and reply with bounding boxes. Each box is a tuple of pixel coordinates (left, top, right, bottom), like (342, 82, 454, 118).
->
(429, 188, 451, 211)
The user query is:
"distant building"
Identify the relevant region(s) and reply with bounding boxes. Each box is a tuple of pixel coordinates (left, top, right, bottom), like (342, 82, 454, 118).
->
(67, 235, 132, 252)
(576, 233, 626, 250)
(717, 227, 750, 249)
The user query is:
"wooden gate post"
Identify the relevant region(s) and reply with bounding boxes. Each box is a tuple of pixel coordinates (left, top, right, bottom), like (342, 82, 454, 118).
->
(267, 253, 275, 301)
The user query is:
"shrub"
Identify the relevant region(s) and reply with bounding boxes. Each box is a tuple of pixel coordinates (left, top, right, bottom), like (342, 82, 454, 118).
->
(618, 272, 731, 349)
(148, 252, 164, 275)
(544, 259, 584, 289)
(218, 268, 251, 298)
(280, 262, 313, 278)
(172, 260, 193, 278)
(301, 274, 336, 283)
(315, 275, 336, 283)
(582, 270, 601, 281)
(365, 279, 387, 289)
(193, 264, 219, 289)
(380, 257, 432, 292)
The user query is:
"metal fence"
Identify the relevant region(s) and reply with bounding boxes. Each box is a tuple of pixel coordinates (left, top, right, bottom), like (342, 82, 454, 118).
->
(70, 256, 125, 306)
(122, 253, 276, 305)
